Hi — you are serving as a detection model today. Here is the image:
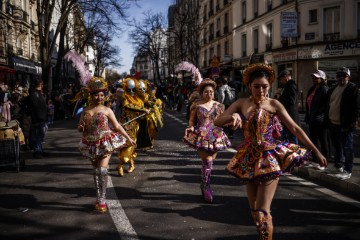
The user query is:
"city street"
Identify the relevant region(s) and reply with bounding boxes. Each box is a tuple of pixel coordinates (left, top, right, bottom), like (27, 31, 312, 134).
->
(1, 110, 360, 240)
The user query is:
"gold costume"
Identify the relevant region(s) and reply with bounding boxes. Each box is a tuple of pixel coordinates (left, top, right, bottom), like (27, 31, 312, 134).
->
(117, 78, 147, 176)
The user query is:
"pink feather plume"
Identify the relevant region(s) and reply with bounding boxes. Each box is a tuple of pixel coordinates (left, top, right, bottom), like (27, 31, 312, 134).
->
(175, 61, 203, 86)
(64, 51, 92, 85)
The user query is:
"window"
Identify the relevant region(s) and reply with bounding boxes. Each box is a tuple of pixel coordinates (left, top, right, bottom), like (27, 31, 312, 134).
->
(203, 5, 207, 21)
(216, 18, 221, 37)
(224, 12, 229, 33)
(266, 23, 272, 50)
(242, 1, 246, 23)
(209, 23, 214, 41)
(253, 29, 258, 53)
(267, 0, 272, 11)
(358, 3, 360, 37)
(210, 47, 214, 59)
(324, 6, 340, 41)
(309, 9, 317, 23)
(253, 0, 258, 18)
(224, 41, 229, 55)
(204, 50, 207, 66)
(241, 34, 247, 57)
(217, 44, 221, 60)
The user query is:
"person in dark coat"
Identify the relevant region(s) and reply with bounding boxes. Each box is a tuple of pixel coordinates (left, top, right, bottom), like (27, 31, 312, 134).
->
(277, 70, 299, 144)
(29, 79, 48, 159)
(305, 70, 329, 168)
(325, 67, 360, 180)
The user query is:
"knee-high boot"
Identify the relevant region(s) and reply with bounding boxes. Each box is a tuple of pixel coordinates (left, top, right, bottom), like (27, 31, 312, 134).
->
(93, 167, 100, 204)
(201, 160, 213, 203)
(253, 209, 273, 240)
(96, 167, 108, 213)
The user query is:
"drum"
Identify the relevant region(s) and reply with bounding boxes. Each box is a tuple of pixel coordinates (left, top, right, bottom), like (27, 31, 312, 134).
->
(0, 120, 25, 144)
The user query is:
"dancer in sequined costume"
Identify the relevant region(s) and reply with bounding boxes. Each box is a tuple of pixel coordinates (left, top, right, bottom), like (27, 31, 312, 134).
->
(183, 79, 231, 203)
(78, 77, 136, 213)
(214, 63, 327, 240)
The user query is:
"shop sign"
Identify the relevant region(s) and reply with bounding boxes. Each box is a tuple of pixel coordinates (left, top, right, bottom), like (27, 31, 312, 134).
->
(298, 40, 360, 59)
(281, 12, 298, 38)
(273, 51, 297, 62)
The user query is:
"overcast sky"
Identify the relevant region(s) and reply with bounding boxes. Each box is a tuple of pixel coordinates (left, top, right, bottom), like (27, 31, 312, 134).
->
(112, 0, 174, 74)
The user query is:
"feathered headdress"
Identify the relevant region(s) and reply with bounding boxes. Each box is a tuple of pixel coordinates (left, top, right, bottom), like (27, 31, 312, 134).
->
(175, 61, 203, 86)
(64, 51, 92, 85)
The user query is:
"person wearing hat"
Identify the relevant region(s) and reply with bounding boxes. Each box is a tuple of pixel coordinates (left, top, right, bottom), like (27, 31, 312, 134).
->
(78, 77, 136, 213)
(305, 70, 329, 169)
(325, 67, 360, 180)
(276, 69, 299, 144)
(183, 78, 231, 203)
(214, 63, 327, 240)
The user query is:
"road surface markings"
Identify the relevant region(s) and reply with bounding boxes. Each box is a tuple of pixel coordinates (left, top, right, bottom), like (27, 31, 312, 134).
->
(107, 177, 139, 240)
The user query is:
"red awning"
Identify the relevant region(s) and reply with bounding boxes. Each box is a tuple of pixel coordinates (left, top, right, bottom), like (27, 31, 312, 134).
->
(0, 66, 16, 73)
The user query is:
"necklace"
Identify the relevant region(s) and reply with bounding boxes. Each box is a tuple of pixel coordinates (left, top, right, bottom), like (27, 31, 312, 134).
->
(249, 96, 268, 106)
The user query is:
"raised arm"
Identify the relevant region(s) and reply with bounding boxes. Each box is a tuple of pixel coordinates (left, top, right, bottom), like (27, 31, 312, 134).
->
(214, 99, 243, 129)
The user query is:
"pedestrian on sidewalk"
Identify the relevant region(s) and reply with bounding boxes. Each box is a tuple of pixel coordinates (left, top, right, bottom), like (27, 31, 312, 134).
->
(305, 70, 329, 169)
(183, 78, 231, 203)
(78, 77, 136, 213)
(275, 70, 299, 144)
(325, 67, 360, 180)
(214, 63, 327, 240)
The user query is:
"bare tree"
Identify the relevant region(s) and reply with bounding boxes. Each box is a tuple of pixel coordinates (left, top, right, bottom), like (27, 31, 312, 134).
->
(35, 0, 134, 91)
(168, 0, 201, 71)
(128, 11, 167, 84)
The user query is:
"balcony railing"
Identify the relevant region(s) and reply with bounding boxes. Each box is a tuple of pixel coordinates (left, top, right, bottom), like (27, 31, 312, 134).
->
(323, 32, 340, 42)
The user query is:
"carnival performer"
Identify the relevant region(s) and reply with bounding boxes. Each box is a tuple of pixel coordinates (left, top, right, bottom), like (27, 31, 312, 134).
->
(137, 79, 164, 150)
(78, 77, 136, 213)
(214, 63, 327, 240)
(117, 78, 151, 176)
(183, 79, 231, 203)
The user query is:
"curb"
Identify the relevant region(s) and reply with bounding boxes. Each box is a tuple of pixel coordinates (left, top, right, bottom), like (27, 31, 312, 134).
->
(292, 164, 360, 199)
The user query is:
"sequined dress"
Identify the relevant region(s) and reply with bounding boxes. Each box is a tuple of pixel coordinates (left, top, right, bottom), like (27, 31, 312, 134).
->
(183, 102, 231, 152)
(226, 106, 311, 183)
(79, 112, 127, 160)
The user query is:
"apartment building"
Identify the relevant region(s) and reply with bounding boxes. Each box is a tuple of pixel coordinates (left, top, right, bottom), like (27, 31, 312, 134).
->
(232, 0, 360, 97)
(0, 0, 40, 87)
(199, 0, 233, 77)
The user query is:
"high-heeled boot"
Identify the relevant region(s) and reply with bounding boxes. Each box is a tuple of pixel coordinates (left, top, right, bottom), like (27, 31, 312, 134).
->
(117, 163, 124, 176)
(253, 209, 273, 240)
(200, 160, 213, 203)
(97, 167, 108, 213)
(127, 158, 135, 173)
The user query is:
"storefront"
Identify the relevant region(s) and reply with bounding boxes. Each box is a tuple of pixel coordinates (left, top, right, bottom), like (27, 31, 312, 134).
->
(9, 56, 39, 88)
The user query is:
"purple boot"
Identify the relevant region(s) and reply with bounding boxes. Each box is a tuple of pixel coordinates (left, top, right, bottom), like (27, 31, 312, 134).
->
(201, 160, 213, 203)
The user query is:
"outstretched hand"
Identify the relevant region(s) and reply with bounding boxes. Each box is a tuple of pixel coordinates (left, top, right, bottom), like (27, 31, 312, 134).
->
(185, 126, 194, 137)
(224, 113, 242, 130)
(316, 152, 328, 167)
(128, 138, 137, 147)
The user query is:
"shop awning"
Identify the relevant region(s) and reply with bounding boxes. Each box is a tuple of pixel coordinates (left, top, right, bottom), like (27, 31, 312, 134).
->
(0, 66, 16, 73)
(9, 57, 37, 74)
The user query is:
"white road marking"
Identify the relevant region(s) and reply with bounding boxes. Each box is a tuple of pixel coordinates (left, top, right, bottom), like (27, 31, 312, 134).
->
(165, 112, 360, 208)
(107, 177, 139, 240)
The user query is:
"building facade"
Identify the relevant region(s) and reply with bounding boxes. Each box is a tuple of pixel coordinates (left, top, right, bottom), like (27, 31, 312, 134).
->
(0, 0, 40, 88)
(199, 0, 233, 78)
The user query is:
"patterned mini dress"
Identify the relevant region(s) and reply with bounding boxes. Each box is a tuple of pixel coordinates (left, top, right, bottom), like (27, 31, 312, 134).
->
(226, 106, 311, 183)
(79, 112, 127, 160)
(183, 102, 231, 152)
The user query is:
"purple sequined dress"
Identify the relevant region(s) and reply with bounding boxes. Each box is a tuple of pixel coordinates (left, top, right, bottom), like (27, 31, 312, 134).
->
(183, 102, 231, 152)
(79, 112, 126, 160)
(226, 106, 312, 183)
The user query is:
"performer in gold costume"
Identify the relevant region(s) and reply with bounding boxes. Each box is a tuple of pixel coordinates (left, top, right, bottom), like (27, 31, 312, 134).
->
(137, 80, 163, 150)
(117, 78, 150, 176)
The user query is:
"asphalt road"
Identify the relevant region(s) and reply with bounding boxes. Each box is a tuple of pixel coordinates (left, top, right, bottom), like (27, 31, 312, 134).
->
(0, 110, 359, 240)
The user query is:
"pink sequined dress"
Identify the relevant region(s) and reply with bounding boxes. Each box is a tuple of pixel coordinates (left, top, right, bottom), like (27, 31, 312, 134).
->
(79, 112, 127, 160)
(226, 106, 311, 183)
(183, 102, 231, 152)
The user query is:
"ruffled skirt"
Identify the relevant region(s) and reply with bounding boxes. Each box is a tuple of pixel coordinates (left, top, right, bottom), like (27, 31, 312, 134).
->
(183, 125, 231, 152)
(79, 131, 127, 160)
(226, 141, 311, 183)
